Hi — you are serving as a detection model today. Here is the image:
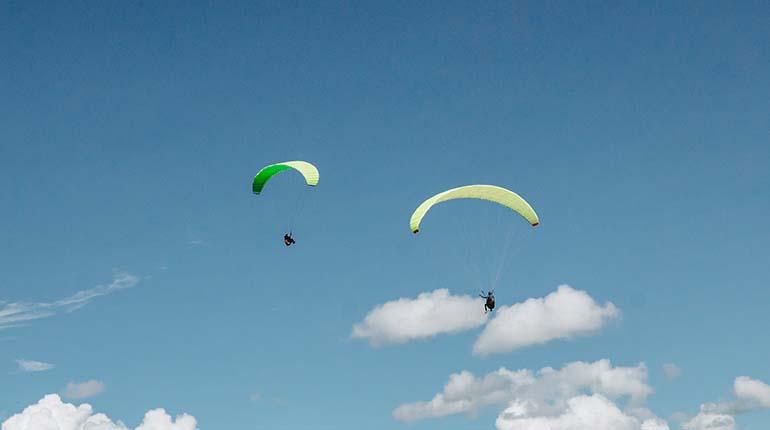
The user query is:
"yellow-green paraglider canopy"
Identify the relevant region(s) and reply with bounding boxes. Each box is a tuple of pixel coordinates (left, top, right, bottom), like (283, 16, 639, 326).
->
(252, 161, 319, 195)
(410, 185, 539, 233)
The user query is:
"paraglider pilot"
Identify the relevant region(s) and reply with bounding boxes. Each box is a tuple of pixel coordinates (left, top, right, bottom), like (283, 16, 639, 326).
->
(480, 290, 495, 313)
(283, 233, 296, 246)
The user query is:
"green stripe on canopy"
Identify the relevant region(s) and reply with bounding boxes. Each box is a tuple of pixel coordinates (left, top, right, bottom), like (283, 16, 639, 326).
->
(252, 161, 319, 194)
(410, 185, 539, 233)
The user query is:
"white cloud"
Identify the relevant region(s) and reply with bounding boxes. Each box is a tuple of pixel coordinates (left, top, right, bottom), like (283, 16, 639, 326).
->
(682, 376, 770, 430)
(351, 289, 488, 346)
(682, 408, 735, 430)
(733, 376, 770, 408)
(0, 272, 139, 330)
(496, 394, 669, 430)
(698, 376, 770, 416)
(1, 394, 197, 430)
(352, 285, 617, 351)
(641, 418, 671, 430)
(63, 380, 105, 400)
(16, 359, 54, 373)
(473, 285, 620, 356)
(393, 359, 652, 422)
(135, 409, 197, 430)
(662, 363, 681, 379)
(400, 370, 768, 430)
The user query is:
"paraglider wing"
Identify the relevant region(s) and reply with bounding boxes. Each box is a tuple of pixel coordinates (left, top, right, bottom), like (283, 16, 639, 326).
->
(252, 161, 319, 194)
(409, 185, 539, 233)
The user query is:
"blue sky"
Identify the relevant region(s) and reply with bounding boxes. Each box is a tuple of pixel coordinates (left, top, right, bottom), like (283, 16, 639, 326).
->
(1, 1, 769, 429)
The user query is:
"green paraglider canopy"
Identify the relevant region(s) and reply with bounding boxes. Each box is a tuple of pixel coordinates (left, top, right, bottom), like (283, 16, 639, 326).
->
(252, 161, 319, 194)
(410, 185, 539, 233)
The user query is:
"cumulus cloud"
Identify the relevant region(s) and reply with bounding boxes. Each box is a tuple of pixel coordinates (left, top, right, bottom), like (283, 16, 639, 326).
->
(641, 418, 670, 430)
(733, 376, 770, 408)
(393, 359, 652, 423)
(697, 376, 770, 416)
(1, 394, 196, 430)
(135, 409, 197, 430)
(0, 272, 139, 330)
(351, 289, 488, 346)
(473, 285, 619, 356)
(496, 394, 669, 430)
(16, 359, 54, 373)
(681, 408, 735, 430)
(662, 363, 681, 379)
(397, 369, 770, 430)
(352, 285, 618, 351)
(682, 376, 770, 430)
(63, 380, 105, 400)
